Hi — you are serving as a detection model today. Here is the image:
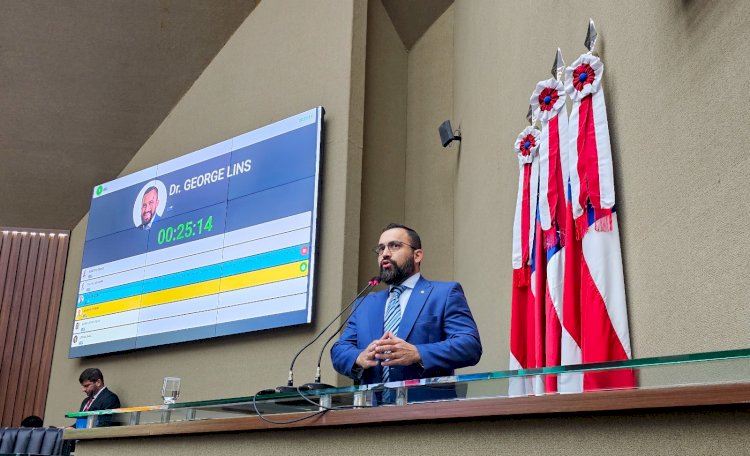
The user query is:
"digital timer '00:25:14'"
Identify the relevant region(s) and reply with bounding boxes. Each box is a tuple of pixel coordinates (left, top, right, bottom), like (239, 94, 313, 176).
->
(157, 216, 214, 245)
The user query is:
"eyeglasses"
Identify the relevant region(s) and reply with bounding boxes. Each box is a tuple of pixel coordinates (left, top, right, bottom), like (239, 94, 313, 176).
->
(372, 240, 418, 256)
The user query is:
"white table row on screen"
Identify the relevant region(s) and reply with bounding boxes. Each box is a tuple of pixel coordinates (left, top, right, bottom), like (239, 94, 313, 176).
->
(72, 309, 140, 336)
(80, 253, 147, 282)
(80, 266, 146, 294)
(137, 292, 307, 336)
(71, 322, 137, 347)
(216, 292, 306, 324)
(221, 227, 310, 263)
(222, 211, 311, 248)
(217, 276, 308, 309)
(145, 231, 225, 266)
(134, 294, 219, 323)
(136, 308, 218, 337)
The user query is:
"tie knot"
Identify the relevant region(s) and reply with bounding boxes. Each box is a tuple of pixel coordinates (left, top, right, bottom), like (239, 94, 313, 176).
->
(391, 285, 405, 298)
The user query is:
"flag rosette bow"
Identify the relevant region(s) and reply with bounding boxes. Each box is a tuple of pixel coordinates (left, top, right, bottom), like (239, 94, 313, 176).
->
(564, 54, 603, 101)
(530, 79, 566, 122)
(514, 126, 540, 162)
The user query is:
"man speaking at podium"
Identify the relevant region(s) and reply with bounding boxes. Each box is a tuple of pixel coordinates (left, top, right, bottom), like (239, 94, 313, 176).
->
(331, 224, 482, 402)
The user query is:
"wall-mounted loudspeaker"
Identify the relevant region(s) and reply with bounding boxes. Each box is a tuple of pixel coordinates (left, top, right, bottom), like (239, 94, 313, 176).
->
(438, 120, 461, 147)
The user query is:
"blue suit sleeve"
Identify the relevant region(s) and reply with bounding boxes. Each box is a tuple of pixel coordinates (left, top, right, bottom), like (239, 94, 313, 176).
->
(416, 283, 482, 372)
(330, 298, 366, 379)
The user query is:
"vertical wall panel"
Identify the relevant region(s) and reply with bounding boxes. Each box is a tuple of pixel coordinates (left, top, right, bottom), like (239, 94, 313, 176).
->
(0, 229, 69, 426)
(0, 234, 28, 416)
(2, 234, 39, 426)
(30, 235, 60, 418)
(35, 235, 69, 419)
(21, 235, 50, 420)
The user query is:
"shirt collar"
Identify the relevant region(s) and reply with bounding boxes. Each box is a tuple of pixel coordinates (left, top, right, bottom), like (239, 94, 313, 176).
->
(92, 386, 107, 401)
(389, 272, 420, 292)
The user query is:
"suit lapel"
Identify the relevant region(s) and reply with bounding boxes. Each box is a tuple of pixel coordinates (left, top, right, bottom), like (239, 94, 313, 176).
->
(89, 388, 110, 410)
(368, 290, 388, 340)
(398, 276, 432, 340)
(90, 390, 103, 410)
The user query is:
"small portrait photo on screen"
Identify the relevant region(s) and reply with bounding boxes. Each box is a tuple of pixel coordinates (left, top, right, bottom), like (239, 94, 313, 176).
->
(133, 180, 167, 230)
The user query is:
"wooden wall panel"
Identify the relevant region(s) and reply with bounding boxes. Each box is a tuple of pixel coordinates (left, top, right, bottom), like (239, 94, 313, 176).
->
(0, 229, 69, 426)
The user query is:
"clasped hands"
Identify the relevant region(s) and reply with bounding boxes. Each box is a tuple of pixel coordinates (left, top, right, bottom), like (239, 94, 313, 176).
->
(356, 331, 421, 369)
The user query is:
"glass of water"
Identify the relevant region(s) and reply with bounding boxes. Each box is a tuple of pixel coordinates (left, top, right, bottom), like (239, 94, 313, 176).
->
(162, 377, 181, 405)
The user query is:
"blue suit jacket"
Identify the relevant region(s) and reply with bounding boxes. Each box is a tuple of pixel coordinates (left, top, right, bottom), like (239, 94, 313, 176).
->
(331, 276, 482, 401)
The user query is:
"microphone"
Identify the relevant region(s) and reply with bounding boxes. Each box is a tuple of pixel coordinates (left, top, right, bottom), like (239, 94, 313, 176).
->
(257, 276, 381, 395)
(302, 276, 380, 390)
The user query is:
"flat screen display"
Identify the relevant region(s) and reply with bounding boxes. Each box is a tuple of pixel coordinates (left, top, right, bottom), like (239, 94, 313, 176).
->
(69, 107, 324, 358)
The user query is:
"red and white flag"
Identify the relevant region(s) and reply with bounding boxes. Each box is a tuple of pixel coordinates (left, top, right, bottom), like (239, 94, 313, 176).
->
(560, 191, 584, 392)
(564, 53, 635, 390)
(530, 78, 570, 393)
(509, 126, 543, 396)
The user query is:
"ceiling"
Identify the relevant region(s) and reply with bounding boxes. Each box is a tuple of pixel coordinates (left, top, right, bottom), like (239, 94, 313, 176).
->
(0, 0, 450, 230)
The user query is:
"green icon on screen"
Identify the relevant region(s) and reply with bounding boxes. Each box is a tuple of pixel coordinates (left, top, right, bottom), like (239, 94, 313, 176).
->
(96, 185, 104, 196)
(300, 262, 308, 272)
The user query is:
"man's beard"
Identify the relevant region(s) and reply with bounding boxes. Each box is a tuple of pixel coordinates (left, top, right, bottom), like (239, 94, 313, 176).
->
(380, 255, 415, 285)
(141, 212, 152, 225)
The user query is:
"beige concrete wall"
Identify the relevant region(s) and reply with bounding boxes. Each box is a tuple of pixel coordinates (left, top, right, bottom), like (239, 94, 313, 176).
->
(358, 3, 455, 283)
(404, 5, 455, 281)
(44, 0, 368, 426)
(451, 0, 750, 373)
(358, 0, 408, 285)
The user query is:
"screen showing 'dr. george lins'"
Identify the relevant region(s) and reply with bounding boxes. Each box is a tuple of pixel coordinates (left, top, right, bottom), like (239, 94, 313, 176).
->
(69, 107, 324, 358)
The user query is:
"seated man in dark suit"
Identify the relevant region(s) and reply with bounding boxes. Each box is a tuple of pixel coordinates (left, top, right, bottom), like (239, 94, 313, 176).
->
(78, 368, 120, 427)
(331, 223, 482, 402)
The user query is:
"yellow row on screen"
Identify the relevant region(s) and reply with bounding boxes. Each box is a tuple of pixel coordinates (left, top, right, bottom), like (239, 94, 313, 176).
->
(75, 261, 308, 321)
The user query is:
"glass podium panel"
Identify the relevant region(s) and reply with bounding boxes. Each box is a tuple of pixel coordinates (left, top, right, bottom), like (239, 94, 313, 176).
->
(66, 348, 750, 428)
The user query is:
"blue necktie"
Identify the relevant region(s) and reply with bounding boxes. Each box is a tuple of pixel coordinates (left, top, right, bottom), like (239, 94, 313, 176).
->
(382, 285, 405, 385)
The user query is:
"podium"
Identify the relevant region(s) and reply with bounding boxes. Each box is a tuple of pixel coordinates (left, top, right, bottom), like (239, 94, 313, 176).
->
(63, 348, 750, 437)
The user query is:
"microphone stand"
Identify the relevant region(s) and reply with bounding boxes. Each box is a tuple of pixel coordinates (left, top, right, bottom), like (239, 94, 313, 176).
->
(257, 277, 380, 395)
(302, 278, 380, 390)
